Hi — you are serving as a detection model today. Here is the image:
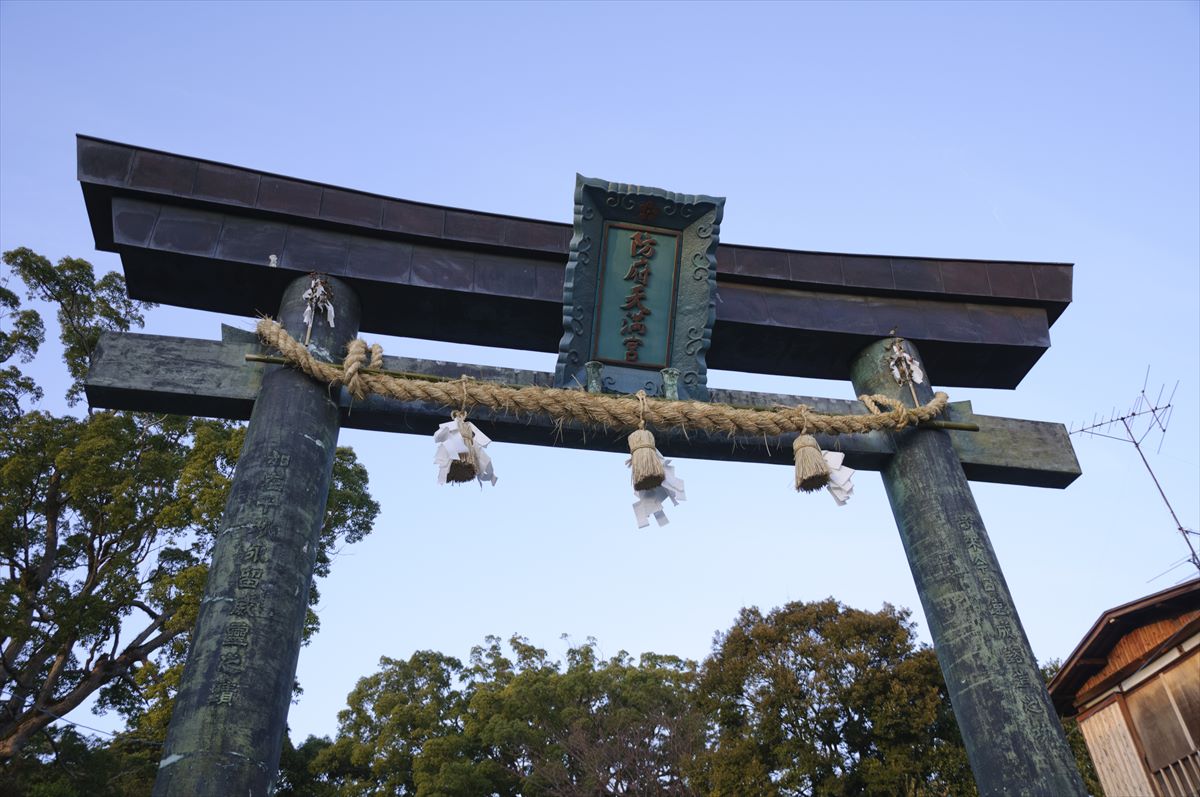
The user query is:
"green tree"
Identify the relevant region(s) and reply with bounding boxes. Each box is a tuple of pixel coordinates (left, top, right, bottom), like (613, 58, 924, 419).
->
(316, 607, 975, 797)
(315, 637, 705, 797)
(3, 247, 148, 406)
(1040, 660, 1104, 797)
(275, 733, 339, 797)
(464, 636, 703, 797)
(0, 249, 379, 778)
(0, 725, 129, 797)
(694, 599, 975, 797)
(0, 269, 45, 421)
(315, 649, 490, 797)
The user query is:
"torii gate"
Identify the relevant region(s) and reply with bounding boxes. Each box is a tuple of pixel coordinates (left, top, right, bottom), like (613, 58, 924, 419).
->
(77, 135, 1086, 796)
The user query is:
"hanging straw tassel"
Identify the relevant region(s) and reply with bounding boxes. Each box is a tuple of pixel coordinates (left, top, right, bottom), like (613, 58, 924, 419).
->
(627, 390, 665, 491)
(628, 428, 665, 491)
(445, 411, 479, 483)
(793, 434, 831, 492)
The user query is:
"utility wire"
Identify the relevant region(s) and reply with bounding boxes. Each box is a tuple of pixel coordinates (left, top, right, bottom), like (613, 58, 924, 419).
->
(0, 695, 161, 747)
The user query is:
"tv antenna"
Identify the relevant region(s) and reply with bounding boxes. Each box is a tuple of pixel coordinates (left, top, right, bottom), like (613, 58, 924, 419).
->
(1070, 370, 1198, 579)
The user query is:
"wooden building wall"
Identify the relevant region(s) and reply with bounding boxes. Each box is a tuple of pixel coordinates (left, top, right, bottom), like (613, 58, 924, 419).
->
(1078, 648, 1200, 797)
(1079, 610, 1199, 697)
(1080, 700, 1156, 796)
(1135, 654, 1200, 797)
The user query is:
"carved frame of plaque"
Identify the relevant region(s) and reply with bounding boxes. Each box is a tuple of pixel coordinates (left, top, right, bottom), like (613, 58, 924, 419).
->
(554, 175, 724, 401)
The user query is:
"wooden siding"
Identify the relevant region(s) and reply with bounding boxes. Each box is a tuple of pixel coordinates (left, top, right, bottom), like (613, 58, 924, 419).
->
(1080, 611, 1200, 696)
(1152, 752, 1200, 797)
(1129, 679, 1194, 771)
(1162, 655, 1200, 753)
(1150, 655, 1200, 797)
(1080, 700, 1156, 797)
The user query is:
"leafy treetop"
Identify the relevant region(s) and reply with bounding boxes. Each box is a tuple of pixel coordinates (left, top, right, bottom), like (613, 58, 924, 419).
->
(0, 249, 379, 768)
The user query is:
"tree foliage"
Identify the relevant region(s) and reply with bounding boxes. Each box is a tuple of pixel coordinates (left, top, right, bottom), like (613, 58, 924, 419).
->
(306, 601, 980, 797)
(274, 733, 339, 797)
(0, 249, 380, 773)
(0, 724, 131, 797)
(315, 637, 704, 797)
(1041, 660, 1105, 797)
(463, 637, 703, 797)
(695, 599, 974, 797)
(3, 247, 149, 406)
(0, 270, 45, 420)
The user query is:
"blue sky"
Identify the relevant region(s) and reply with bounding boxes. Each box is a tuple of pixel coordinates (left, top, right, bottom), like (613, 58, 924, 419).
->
(2, 1, 1197, 743)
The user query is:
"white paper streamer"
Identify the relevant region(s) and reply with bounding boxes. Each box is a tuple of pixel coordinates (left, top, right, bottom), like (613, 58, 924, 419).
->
(302, 278, 336, 329)
(433, 419, 497, 486)
(627, 456, 686, 528)
(889, 340, 924, 385)
(822, 450, 855, 506)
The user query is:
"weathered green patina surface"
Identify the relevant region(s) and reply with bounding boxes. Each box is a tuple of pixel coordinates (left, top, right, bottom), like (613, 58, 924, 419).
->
(555, 175, 724, 399)
(77, 138, 1090, 796)
(152, 276, 359, 797)
(86, 328, 1081, 487)
(851, 338, 1086, 797)
(94, 325, 1088, 797)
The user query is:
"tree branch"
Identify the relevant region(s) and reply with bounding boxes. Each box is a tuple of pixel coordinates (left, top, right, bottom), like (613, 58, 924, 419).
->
(0, 614, 180, 759)
(130, 599, 161, 621)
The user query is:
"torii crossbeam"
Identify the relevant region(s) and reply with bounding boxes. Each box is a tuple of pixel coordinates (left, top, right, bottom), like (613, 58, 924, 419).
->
(78, 136, 1087, 797)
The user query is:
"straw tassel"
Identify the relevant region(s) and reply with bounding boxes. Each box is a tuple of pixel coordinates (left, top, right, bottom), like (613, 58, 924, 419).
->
(445, 460, 476, 482)
(434, 411, 497, 487)
(447, 413, 479, 482)
(626, 390, 665, 491)
(628, 428, 665, 491)
(793, 434, 831, 492)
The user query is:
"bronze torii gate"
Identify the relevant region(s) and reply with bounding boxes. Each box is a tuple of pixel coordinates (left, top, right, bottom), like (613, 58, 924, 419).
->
(77, 135, 1086, 796)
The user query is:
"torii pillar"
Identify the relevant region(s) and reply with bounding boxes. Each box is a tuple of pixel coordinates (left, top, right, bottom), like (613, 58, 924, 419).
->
(853, 338, 1085, 795)
(153, 275, 359, 795)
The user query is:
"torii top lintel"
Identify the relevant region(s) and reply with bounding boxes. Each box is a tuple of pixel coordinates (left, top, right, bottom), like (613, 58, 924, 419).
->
(76, 135, 1072, 389)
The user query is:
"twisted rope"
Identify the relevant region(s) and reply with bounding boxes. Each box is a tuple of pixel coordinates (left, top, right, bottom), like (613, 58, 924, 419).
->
(257, 318, 948, 437)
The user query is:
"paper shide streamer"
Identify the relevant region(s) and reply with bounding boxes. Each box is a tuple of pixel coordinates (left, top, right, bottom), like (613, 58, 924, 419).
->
(793, 434, 856, 506)
(434, 412, 497, 487)
(629, 454, 686, 528)
(302, 274, 335, 345)
(889, 338, 926, 405)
